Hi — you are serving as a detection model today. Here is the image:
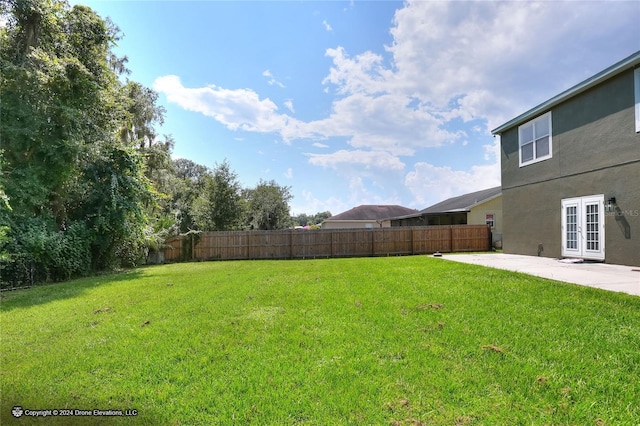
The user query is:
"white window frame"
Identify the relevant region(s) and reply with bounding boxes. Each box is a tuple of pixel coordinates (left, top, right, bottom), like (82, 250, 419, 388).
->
(634, 67, 640, 133)
(518, 112, 552, 167)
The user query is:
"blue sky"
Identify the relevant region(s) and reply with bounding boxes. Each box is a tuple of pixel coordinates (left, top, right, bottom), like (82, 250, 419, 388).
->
(72, 0, 639, 215)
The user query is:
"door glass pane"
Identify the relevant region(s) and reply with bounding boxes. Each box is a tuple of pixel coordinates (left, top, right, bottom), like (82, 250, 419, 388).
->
(566, 206, 577, 250)
(585, 204, 599, 251)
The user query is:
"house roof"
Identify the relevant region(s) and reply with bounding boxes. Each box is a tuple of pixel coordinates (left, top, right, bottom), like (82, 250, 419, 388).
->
(492, 50, 640, 135)
(326, 205, 418, 221)
(420, 186, 502, 214)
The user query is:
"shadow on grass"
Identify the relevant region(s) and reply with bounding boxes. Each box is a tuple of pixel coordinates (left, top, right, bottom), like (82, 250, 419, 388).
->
(0, 268, 146, 313)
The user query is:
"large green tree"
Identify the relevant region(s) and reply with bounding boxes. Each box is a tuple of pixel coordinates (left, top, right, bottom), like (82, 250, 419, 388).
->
(192, 160, 243, 231)
(292, 211, 332, 227)
(0, 0, 159, 283)
(243, 180, 293, 230)
(169, 158, 209, 233)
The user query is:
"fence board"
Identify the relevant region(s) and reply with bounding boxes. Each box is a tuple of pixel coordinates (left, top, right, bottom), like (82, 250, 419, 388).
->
(451, 225, 491, 252)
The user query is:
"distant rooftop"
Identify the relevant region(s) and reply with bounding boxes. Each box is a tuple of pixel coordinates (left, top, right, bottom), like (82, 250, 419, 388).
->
(389, 186, 502, 221)
(420, 186, 501, 214)
(327, 205, 419, 221)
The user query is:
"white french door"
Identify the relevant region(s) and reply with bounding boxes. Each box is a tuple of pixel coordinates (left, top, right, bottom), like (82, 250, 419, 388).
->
(561, 195, 604, 260)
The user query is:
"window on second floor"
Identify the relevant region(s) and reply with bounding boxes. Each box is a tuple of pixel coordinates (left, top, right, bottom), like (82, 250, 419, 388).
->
(518, 112, 552, 167)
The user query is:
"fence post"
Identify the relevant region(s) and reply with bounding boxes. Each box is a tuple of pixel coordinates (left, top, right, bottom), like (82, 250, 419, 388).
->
(411, 227, 415, 255)
(331, 231, 335, 257)
(290, 229, 294, 259)
(371, 228, 375, 256)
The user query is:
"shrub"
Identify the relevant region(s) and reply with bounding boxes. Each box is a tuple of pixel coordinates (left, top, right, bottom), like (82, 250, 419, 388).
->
(2, 217, 92, 286)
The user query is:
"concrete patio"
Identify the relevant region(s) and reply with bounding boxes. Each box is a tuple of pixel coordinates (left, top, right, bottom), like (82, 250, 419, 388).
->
(441, 253, 640, 297)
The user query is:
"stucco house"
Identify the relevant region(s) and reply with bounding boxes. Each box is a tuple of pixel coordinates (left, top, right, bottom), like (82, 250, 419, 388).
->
(492, 51, 640, 266)
(321, 205, 418, 229)
(390, 186, 502, 246)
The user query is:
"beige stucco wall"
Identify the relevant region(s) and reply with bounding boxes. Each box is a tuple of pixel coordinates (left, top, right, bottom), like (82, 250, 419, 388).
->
(467, 196, 503, 246)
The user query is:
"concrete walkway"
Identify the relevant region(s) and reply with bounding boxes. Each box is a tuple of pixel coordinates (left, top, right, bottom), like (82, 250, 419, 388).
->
(441, 253, 640, 297)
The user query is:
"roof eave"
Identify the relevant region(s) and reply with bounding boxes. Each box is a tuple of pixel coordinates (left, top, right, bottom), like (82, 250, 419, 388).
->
(467, 192, 502, 209)
(323, 219, 388, 223)
(491, 51, 640, 135)
(424, 208, 469, 214)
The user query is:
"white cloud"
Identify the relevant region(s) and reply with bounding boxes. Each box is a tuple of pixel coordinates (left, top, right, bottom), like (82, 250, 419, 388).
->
(291, 190, 347, 216)
(346, 176, 400, 206)
(306, 91, 463, 156)
(322, 19, 333, 32)
(284, 168, 293, 179)
(386, 1, 639, 128)
(262, 70, 285, 88)
(153, 75, 315, 143)
(283, 99, 295, 113)
(405, 161, 500, 207)
(322, 47, 392, 96)
(312, 142, 329, 149)
(293, 184, 402, 216)
(307, 150, 405, 171)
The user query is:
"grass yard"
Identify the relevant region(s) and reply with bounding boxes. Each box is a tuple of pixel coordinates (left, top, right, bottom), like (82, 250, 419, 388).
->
(1, 256, 639, 425)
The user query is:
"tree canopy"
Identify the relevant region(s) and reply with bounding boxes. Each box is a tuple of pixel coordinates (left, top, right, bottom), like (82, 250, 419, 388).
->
(244, 180, 293, 231)
(1, 0, 155, 281)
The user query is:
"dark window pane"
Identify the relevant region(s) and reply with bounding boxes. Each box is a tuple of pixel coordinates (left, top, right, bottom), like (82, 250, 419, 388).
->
(521, 143, 534, 162)
(520, 124, 534, 144)
(536, 136, 549, 158)
(535, 115, 550, 136)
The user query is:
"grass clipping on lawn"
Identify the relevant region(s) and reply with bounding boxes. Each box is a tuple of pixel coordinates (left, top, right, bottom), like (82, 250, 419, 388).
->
(1, 256, 639, 425)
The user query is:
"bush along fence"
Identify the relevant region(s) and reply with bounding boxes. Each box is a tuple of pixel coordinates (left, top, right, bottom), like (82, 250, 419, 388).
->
(159, 225, 492, 263)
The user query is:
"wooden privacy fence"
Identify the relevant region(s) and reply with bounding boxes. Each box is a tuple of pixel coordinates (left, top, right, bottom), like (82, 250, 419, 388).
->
(161, 225, 491, 263)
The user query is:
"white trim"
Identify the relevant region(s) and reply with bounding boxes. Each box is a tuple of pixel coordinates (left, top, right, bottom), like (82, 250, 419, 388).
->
(634, 67, 640, 133)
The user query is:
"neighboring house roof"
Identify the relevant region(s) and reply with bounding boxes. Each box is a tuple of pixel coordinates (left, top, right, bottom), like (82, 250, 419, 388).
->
(492, 50, 640, 135)
(326, 205, 418, 221)
(390, 186, 502, 221)
(420, 186, 502, 214)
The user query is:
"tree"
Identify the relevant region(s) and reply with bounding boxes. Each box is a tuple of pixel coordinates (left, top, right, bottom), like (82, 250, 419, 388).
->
(118, 81, 165, 150)
(243, 180, 293, 230)
(313, 211, 332, 225)
(1, 0, 124, 220)
(292, 211, 332, 227)
(192, 160, 243, 231)
(292, 213, 311, 227)
(0, 0, 159, 283)
(169, 158, 209, 233)
(75, 144, 154, 269)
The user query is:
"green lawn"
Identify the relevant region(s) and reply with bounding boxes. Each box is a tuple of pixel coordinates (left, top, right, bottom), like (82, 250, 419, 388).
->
(1, 257, 639, 425)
